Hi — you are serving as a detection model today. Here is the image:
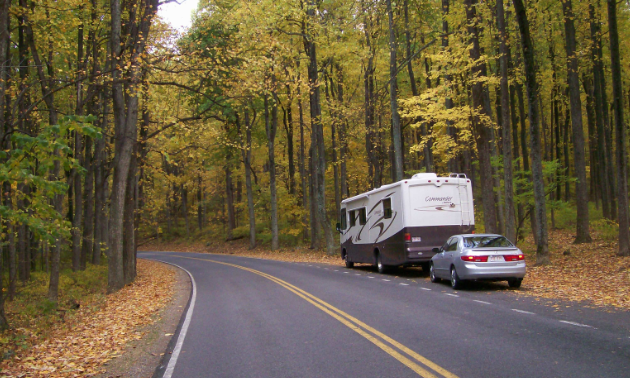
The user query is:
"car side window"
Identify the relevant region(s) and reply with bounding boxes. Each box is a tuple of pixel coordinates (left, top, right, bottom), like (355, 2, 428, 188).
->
(441, 238, 452, 252)
(446, 238, 459, 252)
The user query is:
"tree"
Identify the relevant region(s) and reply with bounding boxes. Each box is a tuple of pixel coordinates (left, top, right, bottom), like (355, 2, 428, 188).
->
(606, 0, 630, 256)
(561, 0, 591, 244)
(512, 0, 550, 265)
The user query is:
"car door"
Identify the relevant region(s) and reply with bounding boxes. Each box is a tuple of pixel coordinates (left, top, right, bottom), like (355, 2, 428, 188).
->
(435, 237, 454, 276)
(442, 237, 459, 273)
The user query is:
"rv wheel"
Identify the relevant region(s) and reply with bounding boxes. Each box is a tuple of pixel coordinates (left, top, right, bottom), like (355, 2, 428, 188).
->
(376, 253, 387, 274)
(344, 253, 354, 269)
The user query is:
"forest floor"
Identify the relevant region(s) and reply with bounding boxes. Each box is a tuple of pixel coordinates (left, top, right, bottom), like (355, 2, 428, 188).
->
(141, 228, 630, 310)
(0, 260, 177, 377)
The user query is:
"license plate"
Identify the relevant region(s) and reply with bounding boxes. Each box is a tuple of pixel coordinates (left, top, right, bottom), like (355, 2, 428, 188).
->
(412, 237, 421, 242)
(489, 255, 504, 262)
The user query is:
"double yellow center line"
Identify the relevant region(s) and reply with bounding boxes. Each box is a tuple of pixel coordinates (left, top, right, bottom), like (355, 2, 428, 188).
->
(179, 256, 458, 378)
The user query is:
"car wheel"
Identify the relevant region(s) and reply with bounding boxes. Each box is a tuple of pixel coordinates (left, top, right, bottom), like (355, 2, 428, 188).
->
(376, 253, 386, 274)
(430, 263, 440, 283)
(450, 266, 462, 290)
(344, 253, 354, 269)
(508, 278, 522, 289)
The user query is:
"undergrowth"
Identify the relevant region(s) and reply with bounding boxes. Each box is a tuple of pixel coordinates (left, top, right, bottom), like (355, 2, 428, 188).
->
(0, 264, 108, 362)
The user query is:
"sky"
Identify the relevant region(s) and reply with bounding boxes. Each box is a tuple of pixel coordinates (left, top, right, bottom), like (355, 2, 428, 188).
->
(158, 0, 200, 30)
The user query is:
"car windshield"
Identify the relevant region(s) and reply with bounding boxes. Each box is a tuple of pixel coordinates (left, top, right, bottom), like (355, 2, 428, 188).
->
(463, 236, 514, 248)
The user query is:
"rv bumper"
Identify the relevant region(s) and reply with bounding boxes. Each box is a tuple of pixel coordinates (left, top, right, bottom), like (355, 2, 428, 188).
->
(406, 247, 438, 261)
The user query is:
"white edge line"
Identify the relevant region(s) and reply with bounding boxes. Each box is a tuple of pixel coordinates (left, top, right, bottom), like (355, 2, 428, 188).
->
(559, 320, 596, 329)
(399, 283, 409, 286)
(382, 279, 391, 281)
(153, 260, 197, 378)
(445, 293, 459, 297)
(420, 287, 431, 291)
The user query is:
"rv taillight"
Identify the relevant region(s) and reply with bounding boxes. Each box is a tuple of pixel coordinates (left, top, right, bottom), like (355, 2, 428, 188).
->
(404, 233, 411, 242)
(471, 230, 475, 234)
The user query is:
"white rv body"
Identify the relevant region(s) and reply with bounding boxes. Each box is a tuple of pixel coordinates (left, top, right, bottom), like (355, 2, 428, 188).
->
(338, 173, 474, 268)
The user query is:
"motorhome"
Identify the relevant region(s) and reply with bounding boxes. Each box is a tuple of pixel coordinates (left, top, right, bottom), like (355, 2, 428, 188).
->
(337, 173, 475, 273)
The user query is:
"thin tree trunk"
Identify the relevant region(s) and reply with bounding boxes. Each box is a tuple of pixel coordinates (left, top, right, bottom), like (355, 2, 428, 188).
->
(606, 0, 629, 256)
(561, 0, 591, 243)
(513, 0, 550, 265)
(298, 92, 309, 242)
(465, 0, 498, 234)
(497, 0, 516, 243)
(123, 147, 137, 284)
(386, 0, 403, 181)
(304, 4, 335, 254)
(265, 93, 279, 250)
(242, 108, 256, 249)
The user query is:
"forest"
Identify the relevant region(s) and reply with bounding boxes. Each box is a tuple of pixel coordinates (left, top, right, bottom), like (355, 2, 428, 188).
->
(0, 0, 629, 328)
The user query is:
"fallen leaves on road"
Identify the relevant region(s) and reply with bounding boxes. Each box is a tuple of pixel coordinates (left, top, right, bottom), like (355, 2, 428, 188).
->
(0, 260, 175, 377)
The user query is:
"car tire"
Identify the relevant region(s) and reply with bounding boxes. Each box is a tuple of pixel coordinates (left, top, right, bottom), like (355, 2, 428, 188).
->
(430, 263, 440, 283)
(450, 266, 462, 290)
(508, 278, 522, 289)
(376, 253, 387, 274)
(344, 253, 354, 269)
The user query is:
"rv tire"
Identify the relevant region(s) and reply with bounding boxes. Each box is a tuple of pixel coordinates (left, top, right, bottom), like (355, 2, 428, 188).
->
(343, 252, 354, 269)
(376, 252, 387, 274)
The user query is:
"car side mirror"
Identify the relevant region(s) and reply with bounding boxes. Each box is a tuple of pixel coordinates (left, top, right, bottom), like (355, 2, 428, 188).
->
(432, 247, 441, 254)
(336, 223, 341, 232)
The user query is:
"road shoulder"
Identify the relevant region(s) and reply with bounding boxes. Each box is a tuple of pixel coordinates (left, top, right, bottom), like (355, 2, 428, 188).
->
(96, 261, 191, 378)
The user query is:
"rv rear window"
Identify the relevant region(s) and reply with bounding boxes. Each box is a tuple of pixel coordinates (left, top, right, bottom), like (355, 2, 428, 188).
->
(359, 208, 367, 225)
(340, 209, 347, 230)
(349, 210, 356, 227)
(382, 198, 392, 219)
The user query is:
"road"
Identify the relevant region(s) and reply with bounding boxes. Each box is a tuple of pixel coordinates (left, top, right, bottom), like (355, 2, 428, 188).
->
(140, 251, 630, 378)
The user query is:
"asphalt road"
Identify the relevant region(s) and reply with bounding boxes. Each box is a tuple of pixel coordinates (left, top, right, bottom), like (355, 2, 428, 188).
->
(140, 251, 630, 378)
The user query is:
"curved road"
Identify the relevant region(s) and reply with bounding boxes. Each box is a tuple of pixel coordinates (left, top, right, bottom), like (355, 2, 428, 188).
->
(140, 251, 630, 378)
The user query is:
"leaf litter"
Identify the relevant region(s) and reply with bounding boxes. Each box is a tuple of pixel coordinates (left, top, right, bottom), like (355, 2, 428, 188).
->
(0, 260, 175, 377)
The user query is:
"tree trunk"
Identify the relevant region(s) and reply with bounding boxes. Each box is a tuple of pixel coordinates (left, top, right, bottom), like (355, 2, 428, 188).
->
(108, 0, 158, 292)
(225, 160, 235, 240)
(303, 4, 335, 255)
(242, 108, 256, 249)
(513, 0, 550, 265)
(123, 147, 137, 284)
(561, 0, 591, 243)
(496, 0, 516, 243)
(386, 0, 403, 182)
(606, 0, 630, 256)
(464, 0, 498, 234)
(265, 94, 279, 250)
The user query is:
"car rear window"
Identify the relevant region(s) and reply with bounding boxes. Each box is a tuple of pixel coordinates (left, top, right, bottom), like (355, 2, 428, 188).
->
(463, 236, 513, 248)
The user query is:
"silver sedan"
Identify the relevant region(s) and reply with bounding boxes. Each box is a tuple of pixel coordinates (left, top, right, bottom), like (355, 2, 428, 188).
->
(429, 234, 526, 289)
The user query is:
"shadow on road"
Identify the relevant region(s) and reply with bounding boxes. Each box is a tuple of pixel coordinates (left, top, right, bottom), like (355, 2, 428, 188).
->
(343, 264, 516, 292)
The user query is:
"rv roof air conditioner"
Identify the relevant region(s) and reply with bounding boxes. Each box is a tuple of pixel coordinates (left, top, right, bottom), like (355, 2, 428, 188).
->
(411, 173, 438, 180)
(449, 173, 468, 178)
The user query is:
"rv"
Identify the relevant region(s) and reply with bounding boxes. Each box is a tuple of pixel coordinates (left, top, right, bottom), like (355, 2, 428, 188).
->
(337, 173, 475, 273)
